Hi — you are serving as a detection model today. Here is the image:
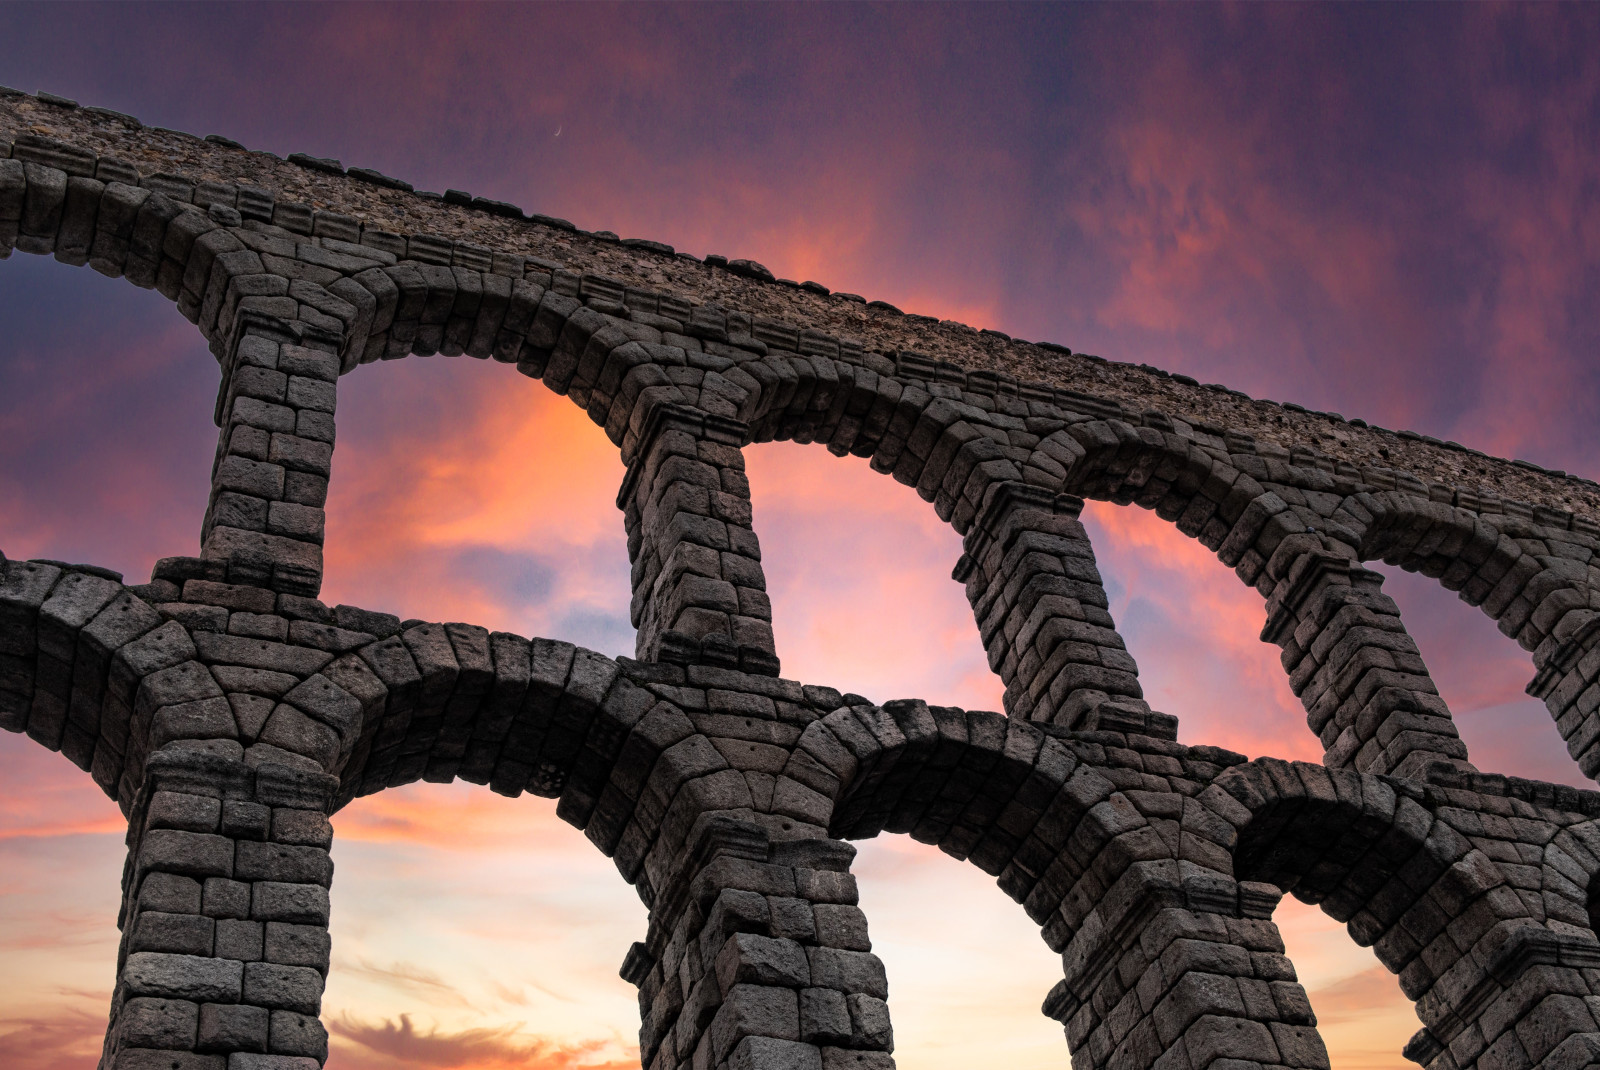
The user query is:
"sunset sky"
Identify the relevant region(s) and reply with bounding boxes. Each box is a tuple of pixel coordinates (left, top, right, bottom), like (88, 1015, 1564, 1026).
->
(3, 5, 1600, 1070)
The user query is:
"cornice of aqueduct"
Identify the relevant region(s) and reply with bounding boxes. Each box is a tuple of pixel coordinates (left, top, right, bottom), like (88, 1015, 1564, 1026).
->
(7, 87, 1600, 1070)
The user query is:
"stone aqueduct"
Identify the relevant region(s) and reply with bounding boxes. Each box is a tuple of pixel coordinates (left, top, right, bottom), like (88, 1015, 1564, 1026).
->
(5, 89, 1600, 1070)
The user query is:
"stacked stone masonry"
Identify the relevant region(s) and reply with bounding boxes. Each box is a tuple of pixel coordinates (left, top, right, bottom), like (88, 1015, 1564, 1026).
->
(6, 90, 1600, 1069)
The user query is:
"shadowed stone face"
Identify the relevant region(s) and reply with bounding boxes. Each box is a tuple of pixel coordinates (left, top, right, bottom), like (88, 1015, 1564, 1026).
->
(5, 91, 1600, 1070)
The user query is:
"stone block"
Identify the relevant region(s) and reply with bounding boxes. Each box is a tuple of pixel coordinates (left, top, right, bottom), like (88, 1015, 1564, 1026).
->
(203, 878, 252, 920)
(140, 829, 235, 880)
(214, 918, 264, 962)
(151, 698, 240, 749)
(1181, 1015, 1280, 1066)
(235, 841, 333, 886)
(122, 952, 243, 1003)
(225, 1055, 321, 1070)
(242, 961, 324, 1015)
(847, 994, 894, 1051)
(268, 1010, 328, 1059)
(800, 987, 852, 1046)
(131, 911, 215, 956)
(148, 791, 223, 833)
(710, 984, 802, 1063)
(222, 801, 271, 841)
(138, 873, 203, 915)
(118, 996, 199, 1050)
(805, 948, 888, 999)
(197, 1002, 268, 1053)
(716, 933, 811, 992)
(1269, 1021, 1331, 1069)
(252, 881, 330, 925)
(271, 809, 333, 849)
(264, 922, 331, 972)
(812, 905, 871, 951)
(257, 705, 339, 768)
(730, 1036, 825, 1070)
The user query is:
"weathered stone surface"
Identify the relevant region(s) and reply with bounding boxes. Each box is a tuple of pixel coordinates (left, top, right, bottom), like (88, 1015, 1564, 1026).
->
(9, 93, 1600, 1070)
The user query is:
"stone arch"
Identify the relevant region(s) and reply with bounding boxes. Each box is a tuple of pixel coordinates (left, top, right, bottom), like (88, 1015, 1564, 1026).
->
(5, 134, 1596, 719)
(748, 382, 1474, 777)
(0, 551, 696, 881)
(0, 554, 206, 810)
(807, 701, 1335, 1069)
(1350, 485, 1600, 780)
(14, 118, 1600, 1069)
(0, 145, 1494, 779)
(1211, 758, 1600, 1068)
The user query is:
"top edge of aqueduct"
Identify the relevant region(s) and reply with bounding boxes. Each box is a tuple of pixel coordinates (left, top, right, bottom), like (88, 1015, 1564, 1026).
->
(1, 84, 1594, 524)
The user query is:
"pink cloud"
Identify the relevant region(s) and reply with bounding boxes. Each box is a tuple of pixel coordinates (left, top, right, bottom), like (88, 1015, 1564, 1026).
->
(329, 1013, 637, 1070)
(1081, 501, 1320, 762)
(0, 733, 124, 842)
(746, 441, 1002, 709)
(0, 1007, 106, 1070)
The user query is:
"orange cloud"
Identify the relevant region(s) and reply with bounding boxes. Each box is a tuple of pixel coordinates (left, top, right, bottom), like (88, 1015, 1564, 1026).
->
(0, 735, 125, 841)
(329, 1014, 637, 1070)
(333, 783, 585, 855)
(317, 360, 631, 648)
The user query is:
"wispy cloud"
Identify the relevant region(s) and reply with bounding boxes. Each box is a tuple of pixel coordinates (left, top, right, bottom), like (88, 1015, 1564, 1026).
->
(329, 1014, 637, 1070)
(0, 1007, 107, 1070)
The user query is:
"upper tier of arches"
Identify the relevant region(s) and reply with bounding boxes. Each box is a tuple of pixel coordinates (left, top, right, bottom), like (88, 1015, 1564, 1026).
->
(3, 128, 1599, 786)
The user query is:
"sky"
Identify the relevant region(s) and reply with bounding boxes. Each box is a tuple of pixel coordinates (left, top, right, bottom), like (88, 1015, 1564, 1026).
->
(2, 4, 1599, 1069)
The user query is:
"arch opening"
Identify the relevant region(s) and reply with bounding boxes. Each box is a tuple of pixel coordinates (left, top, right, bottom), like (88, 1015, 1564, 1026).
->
(320, 355, 634, 660)
(0, 730, 126, 1070)
(1078, 499, 1315, 760)
(850, 834, 1067, 1070)
(1230, 782, 1425, 1069)
(744, 441, 998, 711)
(1372, 562, 1588, 788)
(0, 253, 216, 580)
(324, 781, 646, 1070)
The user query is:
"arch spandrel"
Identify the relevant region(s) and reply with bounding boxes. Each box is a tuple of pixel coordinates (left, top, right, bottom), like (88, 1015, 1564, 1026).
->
(8, 92, 1600, 1069)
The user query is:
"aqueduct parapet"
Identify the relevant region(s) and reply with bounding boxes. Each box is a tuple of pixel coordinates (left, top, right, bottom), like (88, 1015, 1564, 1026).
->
(5, 87, 1600, 1069)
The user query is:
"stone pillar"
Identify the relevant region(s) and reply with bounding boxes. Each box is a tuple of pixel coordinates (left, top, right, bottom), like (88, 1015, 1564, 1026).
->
(201, 312, 339, 599)
(620, 403, 778, 676)
(625, 818, 894, 1070)
(955, 481, 1175, 738)
(101, 748, 337, 1070)
(1045, 868, 1330, 1070)
(1260, 550, 1470, 778)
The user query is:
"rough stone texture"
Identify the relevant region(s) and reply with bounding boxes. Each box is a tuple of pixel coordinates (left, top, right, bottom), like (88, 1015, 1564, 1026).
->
(3, 90, 1596, 520)
(5, 91, 1600, 1070)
